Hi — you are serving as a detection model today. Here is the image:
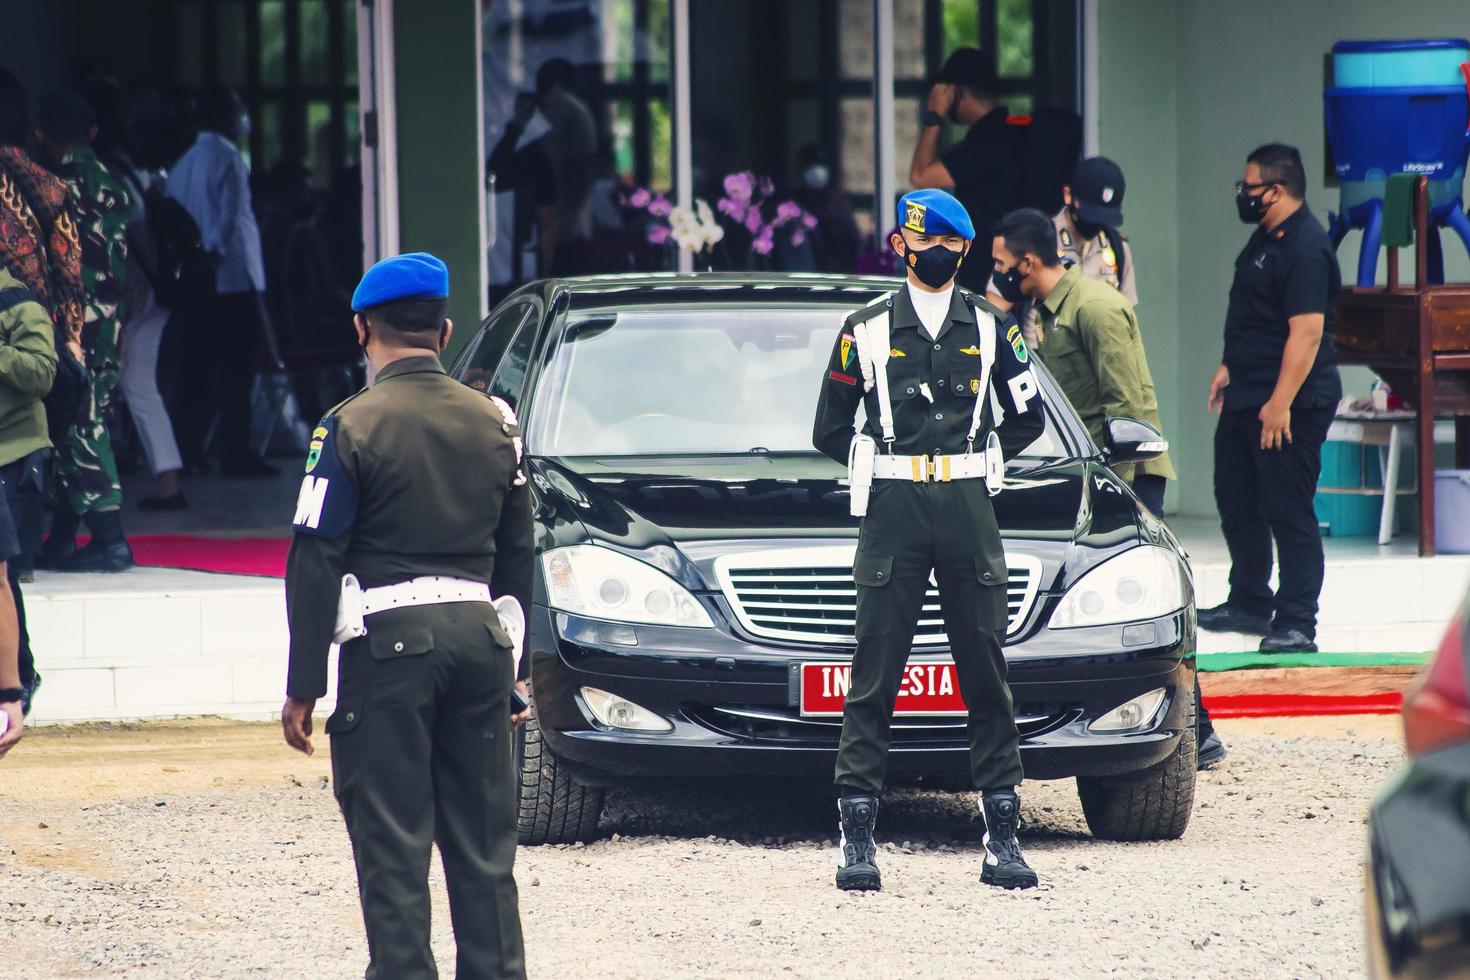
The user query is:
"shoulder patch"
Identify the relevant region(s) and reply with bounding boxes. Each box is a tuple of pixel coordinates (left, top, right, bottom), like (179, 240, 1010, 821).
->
(291, 415, 357, 537)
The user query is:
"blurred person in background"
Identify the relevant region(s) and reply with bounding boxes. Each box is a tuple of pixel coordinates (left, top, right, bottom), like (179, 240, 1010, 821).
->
(790, 144, 861, 273)
(534, 59, 596, 276)
(35, 91, 136, 572)
(166, 84, 277, 477)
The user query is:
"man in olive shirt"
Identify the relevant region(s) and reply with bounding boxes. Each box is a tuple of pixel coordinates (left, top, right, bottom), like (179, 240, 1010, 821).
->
(990, 208, 1174, 509)
(991, 209, 1227, 768)
(281, 253, 534, 979)
(0, 267, 57, 755)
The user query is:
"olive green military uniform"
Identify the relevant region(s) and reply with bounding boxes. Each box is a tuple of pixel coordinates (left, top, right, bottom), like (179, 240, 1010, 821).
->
(1034, 265, 1173, 482)
(56, 147, 131, 515)
(286, 354, 533, 980)
(813, 286, 1044, 794)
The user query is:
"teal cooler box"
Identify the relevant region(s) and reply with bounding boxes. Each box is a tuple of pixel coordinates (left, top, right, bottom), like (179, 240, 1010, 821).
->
(1314, 439, 1387, 537)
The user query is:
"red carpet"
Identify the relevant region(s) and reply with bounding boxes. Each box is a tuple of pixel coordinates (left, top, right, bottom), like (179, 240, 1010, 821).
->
(128, 535, 289, 577)
(1203, 692, 1404, 719)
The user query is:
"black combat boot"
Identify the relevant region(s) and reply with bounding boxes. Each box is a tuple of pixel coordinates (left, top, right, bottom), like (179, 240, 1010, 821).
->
(59, 510, 134, 572)
(835, 794, 881, 892)
(979, 789, 1038, 890)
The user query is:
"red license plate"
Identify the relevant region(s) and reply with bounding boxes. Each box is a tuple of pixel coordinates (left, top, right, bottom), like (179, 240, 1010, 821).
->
(800, 661, 968, 717)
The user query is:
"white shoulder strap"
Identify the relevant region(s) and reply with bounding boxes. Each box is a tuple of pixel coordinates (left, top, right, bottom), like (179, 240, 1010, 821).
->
(967, 301, 998, 448)
(852, 295, 897, 446)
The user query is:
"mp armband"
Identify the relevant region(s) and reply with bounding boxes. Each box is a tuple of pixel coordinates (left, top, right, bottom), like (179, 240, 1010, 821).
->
(291, 417, 358, 537)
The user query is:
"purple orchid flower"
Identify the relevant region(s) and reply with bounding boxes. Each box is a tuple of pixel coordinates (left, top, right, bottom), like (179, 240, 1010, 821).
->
(629, 187, 652, 209)
(647, 224, 671, 245)
(648, 194, 672, 217)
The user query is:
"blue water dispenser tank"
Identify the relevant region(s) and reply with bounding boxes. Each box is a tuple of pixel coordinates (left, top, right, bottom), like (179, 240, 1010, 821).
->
(1323, 38, 1470, 286)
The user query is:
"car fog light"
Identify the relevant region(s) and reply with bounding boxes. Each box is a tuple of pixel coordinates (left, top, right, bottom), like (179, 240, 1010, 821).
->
(580, 687, 673, 733)
(1089, 688, 1167, 733)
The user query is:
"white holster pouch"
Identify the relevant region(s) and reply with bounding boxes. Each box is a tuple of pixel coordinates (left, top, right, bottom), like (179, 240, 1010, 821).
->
(332, 574, 495, 645)
(847, 433, 877, 516)
(492, 595, 526, 677)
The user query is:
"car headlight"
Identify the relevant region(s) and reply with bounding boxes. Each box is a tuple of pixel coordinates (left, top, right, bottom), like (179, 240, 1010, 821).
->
(1049, 545, 1188, 629)
(542, 544, 714, 628)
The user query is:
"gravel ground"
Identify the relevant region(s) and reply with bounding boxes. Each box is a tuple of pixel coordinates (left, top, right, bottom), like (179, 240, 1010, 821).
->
(0, 717, 1399, 979)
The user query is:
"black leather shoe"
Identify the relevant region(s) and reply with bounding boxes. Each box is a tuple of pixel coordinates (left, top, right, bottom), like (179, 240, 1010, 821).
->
(980, 790, 1039, 890)
(1259, 626, 1318, 653)
(1198, 730, 1228, 769)
(59, 539, 135, 572)
(1197, 602, 1272, 635)
(835, 795, 881, 892)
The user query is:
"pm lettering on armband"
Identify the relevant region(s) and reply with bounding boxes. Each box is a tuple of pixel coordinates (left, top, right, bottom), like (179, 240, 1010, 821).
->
(1008, 370, 1039, 412)
(293, 475, 330, 530)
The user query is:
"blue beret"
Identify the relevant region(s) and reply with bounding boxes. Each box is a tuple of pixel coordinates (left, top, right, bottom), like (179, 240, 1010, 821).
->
(351, 252, 449, 311)
(896, 188, 975, 240)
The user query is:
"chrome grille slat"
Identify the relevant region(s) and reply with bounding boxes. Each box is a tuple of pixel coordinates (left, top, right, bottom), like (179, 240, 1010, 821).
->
(714, 546, 1043, 646)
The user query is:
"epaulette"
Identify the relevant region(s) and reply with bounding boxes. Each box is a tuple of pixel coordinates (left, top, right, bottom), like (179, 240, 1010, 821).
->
(959, 289, 1006, 320)
(844, 294, 894, 327)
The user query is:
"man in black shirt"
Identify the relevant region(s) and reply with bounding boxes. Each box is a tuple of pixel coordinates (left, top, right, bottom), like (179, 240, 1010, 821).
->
(1200, 144, 1342, 653)
(907, 48, 1024, 293)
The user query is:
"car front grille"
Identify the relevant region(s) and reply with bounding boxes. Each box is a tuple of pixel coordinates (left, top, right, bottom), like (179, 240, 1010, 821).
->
(688, 704, 1077, 745)
(714, 546, 1043, 646)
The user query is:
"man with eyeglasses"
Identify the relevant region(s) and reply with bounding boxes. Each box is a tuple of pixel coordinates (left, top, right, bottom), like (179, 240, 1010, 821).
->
(1200, 143, 1342, 654)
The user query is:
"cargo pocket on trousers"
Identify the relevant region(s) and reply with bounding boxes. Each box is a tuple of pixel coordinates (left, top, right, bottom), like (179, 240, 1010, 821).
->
(368, 626, 434, 661)
(853, 554, 896, 638)
(975, 555, 1011, 633)
(324, 698, 363, 735)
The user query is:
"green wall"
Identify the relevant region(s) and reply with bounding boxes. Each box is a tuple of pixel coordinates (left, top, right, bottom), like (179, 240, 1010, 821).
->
(393, 0, 484, 359)
(1097, 0, 1470, 517)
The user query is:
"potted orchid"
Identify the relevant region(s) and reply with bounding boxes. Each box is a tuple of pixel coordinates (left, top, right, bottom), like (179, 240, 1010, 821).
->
(623, 171, 818, 270)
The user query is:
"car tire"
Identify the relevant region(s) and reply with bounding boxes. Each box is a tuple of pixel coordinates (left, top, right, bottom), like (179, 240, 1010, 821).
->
(517, 712, 606, 845)
(1075, 720, 1197, 842)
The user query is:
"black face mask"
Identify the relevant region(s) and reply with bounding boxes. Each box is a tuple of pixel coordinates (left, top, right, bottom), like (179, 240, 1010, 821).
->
(1069, 207, 1104, 240)
(905, 242, 965, 289)
(993, 264, 1026, 304)
(1236, 188, 1271, 225)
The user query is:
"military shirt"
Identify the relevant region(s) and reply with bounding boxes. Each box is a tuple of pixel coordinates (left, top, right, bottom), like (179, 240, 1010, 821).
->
(59, 147, 132, 311)
(1034, 265, 1174, 481)
(284, 354, 535, 699)
(813, 285, 1044, 464)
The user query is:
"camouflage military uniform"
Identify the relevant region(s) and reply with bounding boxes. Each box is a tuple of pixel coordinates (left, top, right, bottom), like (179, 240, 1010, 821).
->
(56, 146, 131, 515)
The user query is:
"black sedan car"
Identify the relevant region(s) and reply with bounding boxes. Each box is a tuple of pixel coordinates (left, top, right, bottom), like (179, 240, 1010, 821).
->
(454, 274, 1198, 845)
(1366, 595, 1470, 977)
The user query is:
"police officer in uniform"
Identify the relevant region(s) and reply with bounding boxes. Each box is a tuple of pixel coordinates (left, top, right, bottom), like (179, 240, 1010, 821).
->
(989, 156, 1136, 347)
(813, 188, 1044, 892)
(281, 252, 533, 979)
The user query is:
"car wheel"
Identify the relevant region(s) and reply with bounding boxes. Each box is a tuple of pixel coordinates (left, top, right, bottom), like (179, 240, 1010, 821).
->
(517, 711, 606, 845)
(1075, 720, 1197, 841)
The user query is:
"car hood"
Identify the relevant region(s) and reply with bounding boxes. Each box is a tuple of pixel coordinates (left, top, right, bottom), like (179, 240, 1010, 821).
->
(532, 454, 1153, 587)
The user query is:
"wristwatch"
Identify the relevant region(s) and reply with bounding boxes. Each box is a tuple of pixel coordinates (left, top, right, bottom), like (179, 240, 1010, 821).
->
(921, 109, 944, 128)
(0, 687, 23, 704)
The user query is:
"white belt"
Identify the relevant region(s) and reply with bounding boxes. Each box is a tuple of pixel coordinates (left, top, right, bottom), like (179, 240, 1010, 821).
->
(872, 453, 987, 483)
(362, 576, 492, 615)
(334, 574, 492, 644)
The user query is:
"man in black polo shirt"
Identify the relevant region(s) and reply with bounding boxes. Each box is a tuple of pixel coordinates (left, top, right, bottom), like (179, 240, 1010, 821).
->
(907, 48, 1024, 294)
(1200, 144, 1342, 653)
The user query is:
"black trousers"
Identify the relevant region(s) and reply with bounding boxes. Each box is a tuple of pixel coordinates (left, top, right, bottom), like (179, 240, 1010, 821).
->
(172, 291, 259, 465)
(0, 455, 39, 690)
(328, 603, 526, 980)
(835, 479, 1023, 794)
(1213, 405, 1335, 635)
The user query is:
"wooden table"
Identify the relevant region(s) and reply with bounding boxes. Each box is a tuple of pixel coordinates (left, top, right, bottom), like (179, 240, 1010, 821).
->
(1332, 176, 1470, 556)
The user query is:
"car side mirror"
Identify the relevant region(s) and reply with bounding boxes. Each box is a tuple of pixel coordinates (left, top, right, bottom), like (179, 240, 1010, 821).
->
(1104, 416, 1167, 466)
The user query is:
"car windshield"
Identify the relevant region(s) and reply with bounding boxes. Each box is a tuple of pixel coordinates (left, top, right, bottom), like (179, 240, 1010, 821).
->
(529, 305, 1072, 460)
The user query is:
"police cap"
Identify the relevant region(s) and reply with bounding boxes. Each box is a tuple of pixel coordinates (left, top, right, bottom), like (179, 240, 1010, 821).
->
(1068, 156, 1126, 227)
(896, 188, 975, 240)
(351, 252, 449, 311)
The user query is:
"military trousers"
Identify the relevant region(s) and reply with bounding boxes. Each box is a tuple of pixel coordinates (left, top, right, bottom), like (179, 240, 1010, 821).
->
(834, 478, 1024, 795)
(57, 304, 122, 514)
(328, 602, 526, 980)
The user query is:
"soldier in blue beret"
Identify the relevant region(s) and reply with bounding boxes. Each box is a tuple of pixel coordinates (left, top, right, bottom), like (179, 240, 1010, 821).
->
(283, 251, 534, 977)
(813, 187, 1045, 893)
